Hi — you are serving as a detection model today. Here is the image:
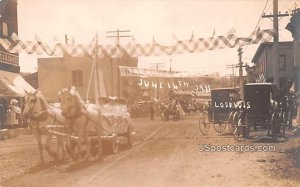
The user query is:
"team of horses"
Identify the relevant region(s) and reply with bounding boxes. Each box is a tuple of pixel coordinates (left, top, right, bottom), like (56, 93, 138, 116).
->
(22, 87, 133, 164)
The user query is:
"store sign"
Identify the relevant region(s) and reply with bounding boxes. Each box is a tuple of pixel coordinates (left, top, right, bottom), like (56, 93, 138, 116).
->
(0, 51, 18, 65)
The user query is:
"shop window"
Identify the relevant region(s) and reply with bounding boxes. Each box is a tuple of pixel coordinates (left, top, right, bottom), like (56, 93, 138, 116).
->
(278, 55, 286, 71)
(2, 22, 8, 37)
(279, 77, 287, 91)
(72, 70, 83, 87)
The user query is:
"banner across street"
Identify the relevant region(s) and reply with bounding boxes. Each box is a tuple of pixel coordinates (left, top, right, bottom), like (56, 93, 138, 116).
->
(0, 28, 274, 58)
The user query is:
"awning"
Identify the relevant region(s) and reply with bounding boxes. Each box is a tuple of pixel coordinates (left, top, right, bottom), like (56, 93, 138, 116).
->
(0, 69, 36, 97)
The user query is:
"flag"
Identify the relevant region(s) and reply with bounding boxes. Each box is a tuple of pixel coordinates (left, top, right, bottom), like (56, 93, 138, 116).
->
(212, 28, 216, 37)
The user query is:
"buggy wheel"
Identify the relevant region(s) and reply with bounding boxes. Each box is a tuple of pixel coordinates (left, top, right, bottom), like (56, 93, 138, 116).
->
(198, 112, 210, 135)
(228, 111, 238, 134)
(271, 113, 280, 139)
(227, 123, 234, 134)
(233, 119, 246, 142)
(281, 112, 287, 137)
(105, 135, 119, 154)
(161, 113, 168, 121)
(228, 111, 234, 124)
(213, 123, 226, 133)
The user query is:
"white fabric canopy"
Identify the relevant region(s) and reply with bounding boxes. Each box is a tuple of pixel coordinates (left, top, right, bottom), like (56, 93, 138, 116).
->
(0, 70, 36, 97)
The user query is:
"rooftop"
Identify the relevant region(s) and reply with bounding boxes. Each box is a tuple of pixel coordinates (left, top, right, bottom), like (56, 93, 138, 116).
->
(251, 41, 293, 64)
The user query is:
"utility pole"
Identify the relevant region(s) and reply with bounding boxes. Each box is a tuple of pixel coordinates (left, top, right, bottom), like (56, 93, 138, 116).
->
(150, 62, 165, 100)
(226, 48, 247, 98)
(262, 0, 289, 86)
(169, 59, 173, 94)
(106, 29, 131, 97)
(226, 64, 236, 88)
(237, 47, 248, 99)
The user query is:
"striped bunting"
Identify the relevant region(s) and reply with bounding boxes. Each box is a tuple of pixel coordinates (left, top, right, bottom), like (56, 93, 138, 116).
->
(0, 29, 274, 57)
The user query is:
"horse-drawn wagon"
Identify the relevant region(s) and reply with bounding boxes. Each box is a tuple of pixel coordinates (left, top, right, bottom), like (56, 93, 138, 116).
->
(233, 83, 288, 141)
(198, 88, 239, 135)
(22, 88, 135, 163)
(58, 87, 135, 160)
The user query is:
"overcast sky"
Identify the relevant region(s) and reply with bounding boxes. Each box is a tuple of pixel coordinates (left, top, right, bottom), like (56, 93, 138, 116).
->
(17, 0, 298, 75)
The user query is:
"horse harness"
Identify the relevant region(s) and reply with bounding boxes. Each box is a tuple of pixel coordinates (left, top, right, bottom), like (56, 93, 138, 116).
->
(26, 94, 63, 130)
(64, 100, 111, 134)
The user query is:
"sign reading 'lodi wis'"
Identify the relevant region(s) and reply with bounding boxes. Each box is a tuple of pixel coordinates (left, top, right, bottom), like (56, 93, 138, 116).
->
(214, 101, 251, 109)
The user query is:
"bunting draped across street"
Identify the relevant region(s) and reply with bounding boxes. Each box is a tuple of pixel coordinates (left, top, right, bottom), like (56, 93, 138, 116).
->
(0, 28, 274, 58)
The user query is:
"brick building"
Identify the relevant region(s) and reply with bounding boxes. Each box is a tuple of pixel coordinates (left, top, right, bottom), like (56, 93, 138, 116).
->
(251, 41, 294, 93)
(38, 55, 139, 102)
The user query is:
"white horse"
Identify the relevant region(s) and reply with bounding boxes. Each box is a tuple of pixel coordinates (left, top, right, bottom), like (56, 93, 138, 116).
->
(22, 90, 66, 163)
(58, 87, 104, 161)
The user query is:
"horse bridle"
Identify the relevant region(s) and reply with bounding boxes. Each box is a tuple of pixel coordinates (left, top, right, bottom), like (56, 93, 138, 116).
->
(61, 92, 82, 119)
(25, 93, 48, 121)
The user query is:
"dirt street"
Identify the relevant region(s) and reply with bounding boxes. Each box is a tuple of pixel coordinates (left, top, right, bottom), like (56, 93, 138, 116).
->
(1, 116, 300, 187)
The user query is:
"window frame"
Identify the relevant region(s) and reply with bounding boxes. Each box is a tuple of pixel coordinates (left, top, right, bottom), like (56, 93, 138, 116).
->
(278, 54, 286, 71)
(72, 70, 83, 87)
(2, 21, 9, 37)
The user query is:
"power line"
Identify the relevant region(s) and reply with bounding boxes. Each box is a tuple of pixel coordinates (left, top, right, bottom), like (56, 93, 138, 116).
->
(243, 0, 269, 55)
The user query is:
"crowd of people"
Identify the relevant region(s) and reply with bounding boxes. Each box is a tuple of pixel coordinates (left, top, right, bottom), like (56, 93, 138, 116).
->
(0, 97, 25, 129)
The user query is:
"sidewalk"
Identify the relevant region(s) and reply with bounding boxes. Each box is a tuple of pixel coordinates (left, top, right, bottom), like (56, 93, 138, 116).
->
(0, 127, 30, 141)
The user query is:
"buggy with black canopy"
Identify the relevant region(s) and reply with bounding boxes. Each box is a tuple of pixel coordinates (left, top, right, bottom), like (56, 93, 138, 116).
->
(233, 83, 288, 141)
(199, 88, 239, 135)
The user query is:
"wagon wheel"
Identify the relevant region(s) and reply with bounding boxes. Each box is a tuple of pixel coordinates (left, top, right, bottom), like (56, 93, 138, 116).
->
(198, 112, 210, 135)
(233, 119, 247, 142)
(281, 112, 287, 137)
(213, 123, 226, 133)
(271, 113, 280, 139)
(126, 124, 134, 147)
(227, 122, 234, 134)
(161, 112, 169, 121)
(106, 134, 119, 154)
(228, 111, 238, 135)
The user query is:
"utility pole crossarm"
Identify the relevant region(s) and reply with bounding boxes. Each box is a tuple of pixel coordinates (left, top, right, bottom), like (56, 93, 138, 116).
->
(261, 0, 289, 86)
(106, 29, 131, 97)
(262, 12, 289, 18)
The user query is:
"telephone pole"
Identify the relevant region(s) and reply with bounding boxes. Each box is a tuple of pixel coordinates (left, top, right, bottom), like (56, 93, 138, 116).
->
(150, 62, 165, 100)
(106, 29, 131, 97)
(226, 64, 236, 88)
(262, 0, 289, 86)
(237, 47, 248, 99)
(225, 47, 248, 98)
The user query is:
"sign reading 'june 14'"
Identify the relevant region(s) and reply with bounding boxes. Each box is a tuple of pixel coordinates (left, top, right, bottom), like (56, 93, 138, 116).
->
(138, 78, 211, 91)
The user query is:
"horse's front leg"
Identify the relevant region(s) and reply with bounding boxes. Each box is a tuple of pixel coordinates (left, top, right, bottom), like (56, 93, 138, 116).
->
(45, 133, 58, 160)
(32, 127, 44, 164)
(65, 134, 76, 161)
(56, 135, 67, 160)
(97, 134, 103, 161)
(83, 132, 92, 161)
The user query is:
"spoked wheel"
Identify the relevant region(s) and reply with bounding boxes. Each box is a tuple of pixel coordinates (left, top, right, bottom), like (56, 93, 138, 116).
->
(227, 123, 235, 134)
(161, 113, 169, 121)
(198, 112, 210, 135)
(281, 112, 287, 137)
(233, 119, 248, 142)
(213, 123, 226, 133)
(105, 134, 119, 154)
(229, 111, 238, 135)
(271, 113, 281, 139)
